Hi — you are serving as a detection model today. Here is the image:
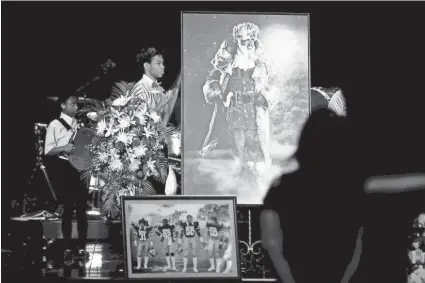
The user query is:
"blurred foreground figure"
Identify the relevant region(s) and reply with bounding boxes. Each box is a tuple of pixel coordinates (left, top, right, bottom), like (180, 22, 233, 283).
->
(260, 108, 364, 283)
(260, 106, 425, 283)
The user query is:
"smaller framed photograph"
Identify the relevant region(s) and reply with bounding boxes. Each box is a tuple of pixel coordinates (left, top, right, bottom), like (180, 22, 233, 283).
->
(407, 213, 425, 283)
(121, 195, 241, 280)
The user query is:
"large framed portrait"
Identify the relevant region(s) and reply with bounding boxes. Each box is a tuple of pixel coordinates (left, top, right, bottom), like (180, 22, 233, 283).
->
(182, 12, 310, 204)
(407, 213, 425, 283)
(121, 195, 240, 280)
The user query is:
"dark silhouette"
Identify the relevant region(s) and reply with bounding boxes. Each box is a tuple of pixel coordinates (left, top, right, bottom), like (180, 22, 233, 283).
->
(261, 108, 364, 283)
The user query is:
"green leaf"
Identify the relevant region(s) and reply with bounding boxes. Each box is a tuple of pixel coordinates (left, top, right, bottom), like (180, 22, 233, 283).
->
(112, 81, 130, 98)
(157, 158, 169, 183)
(101, 188, 120, 218)
(80, 170, 92, 181)
(140, 180, 157, 195)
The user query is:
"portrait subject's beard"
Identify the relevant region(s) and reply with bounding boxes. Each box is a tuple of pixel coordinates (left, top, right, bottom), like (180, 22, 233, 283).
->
(239, 44, 257, 60)
(233, 43, 258, 71)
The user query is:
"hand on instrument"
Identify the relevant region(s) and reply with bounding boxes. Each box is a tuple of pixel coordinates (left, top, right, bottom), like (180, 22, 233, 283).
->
(63, 144, 74, 153)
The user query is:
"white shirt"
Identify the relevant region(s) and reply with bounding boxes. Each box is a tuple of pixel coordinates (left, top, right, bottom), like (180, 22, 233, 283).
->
(133, 74, 157, 92)
(44, 112, 78, 158)
(133, 74, 169, 114)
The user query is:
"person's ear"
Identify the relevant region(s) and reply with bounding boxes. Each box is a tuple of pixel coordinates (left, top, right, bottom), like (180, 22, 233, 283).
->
(144, 62, 150, 72)
(60, 102, 66, 110)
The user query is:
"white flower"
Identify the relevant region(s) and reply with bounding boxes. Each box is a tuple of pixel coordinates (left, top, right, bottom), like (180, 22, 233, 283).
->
(105, 123, 114, 137)
(133, 111, 147, 126)
(98, 152, 109, 163)
(127, 184, 136, 196)
(134, 144, 148, 157)
(144, 124, 155, 139)
(109, 148, 119, 157)
(128, 160, 141, 172)
(118, 115, 132, 129)
(147, 111, 161, 123)
(96, 119, 107, 136)
(147, 159, 156, 171)
(116, 131, 131, 145)
(109, 159, 123, 171)
(138, 103, 147, 114)
(112, 95, 132, 107)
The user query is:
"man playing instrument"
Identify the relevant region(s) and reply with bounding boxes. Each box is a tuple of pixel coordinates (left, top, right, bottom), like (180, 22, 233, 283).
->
(44, 94, 89, 265)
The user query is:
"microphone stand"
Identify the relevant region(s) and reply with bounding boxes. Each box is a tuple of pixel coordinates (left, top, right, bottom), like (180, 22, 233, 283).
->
(26, 123, 63, 217)
(75, 59, 116, 94)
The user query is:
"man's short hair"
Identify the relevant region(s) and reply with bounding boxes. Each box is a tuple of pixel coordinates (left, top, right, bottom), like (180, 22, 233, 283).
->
(136, 47, 163, 71)
(58, 93, 78, 105)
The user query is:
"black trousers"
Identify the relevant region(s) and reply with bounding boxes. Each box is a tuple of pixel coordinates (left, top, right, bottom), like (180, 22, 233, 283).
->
(45, 157, 88, 251)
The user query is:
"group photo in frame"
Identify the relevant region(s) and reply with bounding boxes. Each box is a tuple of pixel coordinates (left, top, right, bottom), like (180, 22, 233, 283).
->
(181, 11, 310, 204)
(121, 196, 240, 280)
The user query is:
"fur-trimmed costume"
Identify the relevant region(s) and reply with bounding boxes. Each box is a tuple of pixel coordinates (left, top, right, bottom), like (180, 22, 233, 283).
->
(202, 22, 273, 166)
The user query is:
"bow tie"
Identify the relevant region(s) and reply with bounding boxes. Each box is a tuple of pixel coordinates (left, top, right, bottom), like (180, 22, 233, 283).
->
(152, 82, 162, 89)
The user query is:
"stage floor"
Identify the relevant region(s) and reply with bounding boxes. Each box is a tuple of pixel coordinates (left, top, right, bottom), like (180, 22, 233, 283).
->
(44, 241, 124, 279)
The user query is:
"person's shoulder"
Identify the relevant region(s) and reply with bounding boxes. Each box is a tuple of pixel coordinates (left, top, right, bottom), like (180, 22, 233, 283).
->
(263, 171, 301, 209)
(47, 118, 60, 129)
(269, 171, 301, 191)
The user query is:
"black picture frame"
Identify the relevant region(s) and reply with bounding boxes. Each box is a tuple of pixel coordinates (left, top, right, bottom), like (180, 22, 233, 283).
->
(121, 195, 241, 281)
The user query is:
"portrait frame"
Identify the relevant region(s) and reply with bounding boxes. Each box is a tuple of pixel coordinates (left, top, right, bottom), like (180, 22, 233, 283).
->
(181, 11, 311, 204)
(121, 195, 241, 281)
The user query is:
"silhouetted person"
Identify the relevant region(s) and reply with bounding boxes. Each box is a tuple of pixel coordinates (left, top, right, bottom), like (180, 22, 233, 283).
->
(260, 108, 364, 283)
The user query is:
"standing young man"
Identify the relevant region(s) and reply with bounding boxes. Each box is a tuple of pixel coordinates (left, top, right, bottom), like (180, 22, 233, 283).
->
(44, 94, 89, 265)
(133, 47, 180, 127)
(132, 47, 181, 195)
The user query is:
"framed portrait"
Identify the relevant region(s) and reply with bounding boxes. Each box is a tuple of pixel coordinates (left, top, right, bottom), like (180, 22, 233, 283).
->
(407, 213, 425, 283)
(182, 11, 310, 204)
(121, 195, 241, 280)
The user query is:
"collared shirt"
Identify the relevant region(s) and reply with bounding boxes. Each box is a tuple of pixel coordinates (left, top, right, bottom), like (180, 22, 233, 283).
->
(138, 74, 156, 89)
(133, 74, 169, 116)
(44, 112, 78, 159)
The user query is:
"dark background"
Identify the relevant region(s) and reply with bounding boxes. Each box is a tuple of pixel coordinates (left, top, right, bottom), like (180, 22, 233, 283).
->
(2, 2, 425, 282)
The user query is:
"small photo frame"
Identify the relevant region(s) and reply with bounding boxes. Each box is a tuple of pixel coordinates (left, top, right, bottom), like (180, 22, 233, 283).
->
(121, 195, 241, 280)
(407, 213, 425, 283)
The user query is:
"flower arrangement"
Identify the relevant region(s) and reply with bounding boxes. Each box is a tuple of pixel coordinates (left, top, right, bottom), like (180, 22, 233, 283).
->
(80, 81, 175, 218)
